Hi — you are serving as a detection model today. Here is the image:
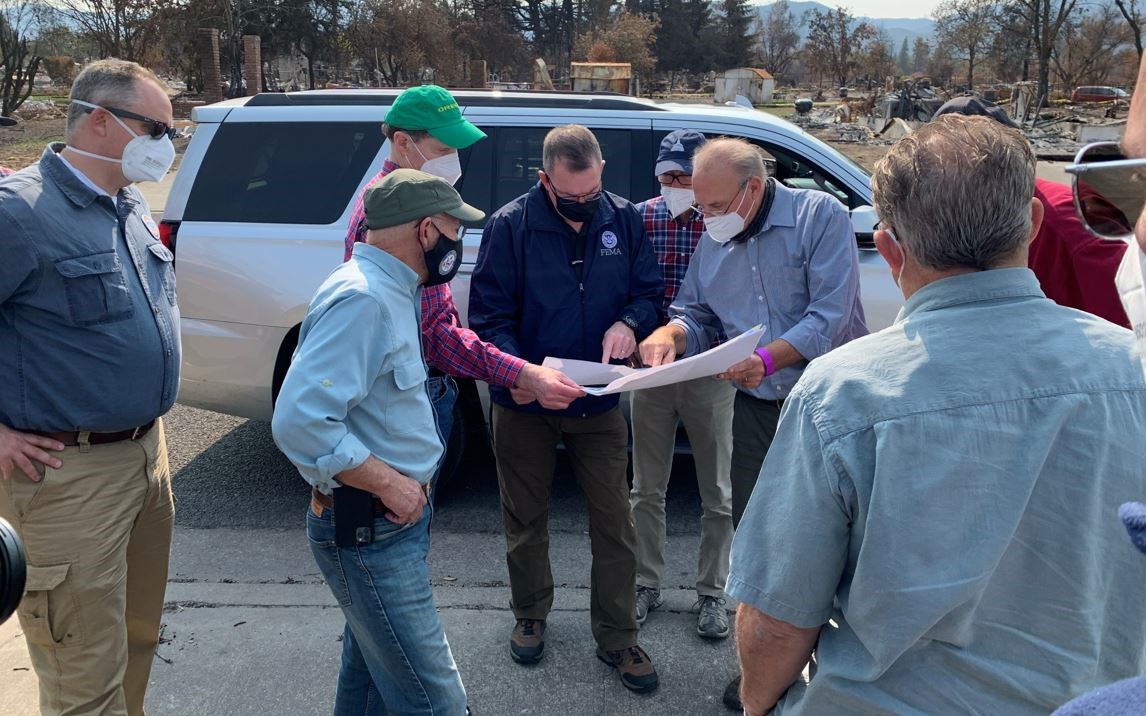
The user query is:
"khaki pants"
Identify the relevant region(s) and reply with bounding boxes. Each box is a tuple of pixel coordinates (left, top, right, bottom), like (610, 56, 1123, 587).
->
(491, 404, 638, 652)
(0, 420, 174, 716)
(630, 378, 735, 597)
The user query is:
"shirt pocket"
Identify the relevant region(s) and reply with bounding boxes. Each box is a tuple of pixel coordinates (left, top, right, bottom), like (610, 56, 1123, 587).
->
(384, 360, 432, 436)
(147, 242, 177, 304)
(53, 251, 135, 326)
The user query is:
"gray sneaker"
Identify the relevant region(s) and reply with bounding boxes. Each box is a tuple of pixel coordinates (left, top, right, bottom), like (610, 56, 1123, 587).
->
(634, 586, 663, 624)
(695, 595, 730, 639)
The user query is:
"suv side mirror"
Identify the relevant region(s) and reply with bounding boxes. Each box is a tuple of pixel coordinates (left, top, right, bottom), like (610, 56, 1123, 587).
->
(850, 205, 880, 249)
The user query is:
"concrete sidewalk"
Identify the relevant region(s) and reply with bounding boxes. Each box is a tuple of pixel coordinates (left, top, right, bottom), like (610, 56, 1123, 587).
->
(1, 528, 740, 715)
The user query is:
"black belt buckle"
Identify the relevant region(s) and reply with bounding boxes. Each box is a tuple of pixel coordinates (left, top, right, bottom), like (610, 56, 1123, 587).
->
(333, 486, 375, 547)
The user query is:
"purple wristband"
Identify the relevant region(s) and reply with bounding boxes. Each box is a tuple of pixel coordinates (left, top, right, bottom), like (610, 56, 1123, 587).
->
(755, 347, 776, 377)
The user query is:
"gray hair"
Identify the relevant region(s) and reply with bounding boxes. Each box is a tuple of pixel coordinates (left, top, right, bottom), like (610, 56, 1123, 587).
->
(692, 137, 767, 184)
(542, 125, 602, 173)
(66, 59, 164, 140)
(871, 114, 1036, 271)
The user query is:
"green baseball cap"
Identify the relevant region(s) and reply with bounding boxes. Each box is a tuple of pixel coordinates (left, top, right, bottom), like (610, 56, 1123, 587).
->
(364, 168, 485, 230)
(384, 85, 486, 149)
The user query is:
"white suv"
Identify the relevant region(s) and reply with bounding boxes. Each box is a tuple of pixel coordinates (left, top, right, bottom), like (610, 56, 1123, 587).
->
(162, 90, 900, 454)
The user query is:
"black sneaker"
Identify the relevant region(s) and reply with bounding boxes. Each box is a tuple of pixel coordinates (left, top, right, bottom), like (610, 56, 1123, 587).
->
(723, 674, 742, 711)
(509, 618, 545, 664)
(596, 644, 659, 693)
(695, 595, 730, 639)
(635, 585, 663, 625)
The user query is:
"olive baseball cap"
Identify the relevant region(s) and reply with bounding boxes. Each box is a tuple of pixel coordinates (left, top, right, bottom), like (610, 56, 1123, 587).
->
(364, 168, 485, 230)
(384, 85, 487, 149)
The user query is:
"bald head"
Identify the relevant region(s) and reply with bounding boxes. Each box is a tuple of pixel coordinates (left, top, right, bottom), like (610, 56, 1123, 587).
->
(693, 138, 767, 186)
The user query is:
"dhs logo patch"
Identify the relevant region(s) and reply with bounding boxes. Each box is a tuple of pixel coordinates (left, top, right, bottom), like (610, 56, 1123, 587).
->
(600, 230, 622, 257)
(439, 252, 458, 275)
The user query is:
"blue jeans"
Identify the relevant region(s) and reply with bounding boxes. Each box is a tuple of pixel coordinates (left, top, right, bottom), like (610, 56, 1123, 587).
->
(307, 500, 467, 715)
(427, 375, 457, 493)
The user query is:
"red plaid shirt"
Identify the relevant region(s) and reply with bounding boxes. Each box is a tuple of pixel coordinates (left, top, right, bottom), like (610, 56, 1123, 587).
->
(345, 160, 526, 387)
(638, 194, 725, 344)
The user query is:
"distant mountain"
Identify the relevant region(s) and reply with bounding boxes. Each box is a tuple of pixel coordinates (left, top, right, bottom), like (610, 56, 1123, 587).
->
(753, 0, 936, 49)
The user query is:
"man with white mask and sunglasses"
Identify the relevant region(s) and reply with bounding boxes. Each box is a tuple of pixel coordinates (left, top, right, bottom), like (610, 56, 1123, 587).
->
(628, 130, 740, 641)
(637, 137, 866, 710)
(1066, 62, 1146, 373)
(344, 85, 583, 498)
(0, 59, 179, 716)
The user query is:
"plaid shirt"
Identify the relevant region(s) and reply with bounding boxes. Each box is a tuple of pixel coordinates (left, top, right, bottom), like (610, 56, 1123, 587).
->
(344, 160, 526, 387)
(637, 195, 725, 344)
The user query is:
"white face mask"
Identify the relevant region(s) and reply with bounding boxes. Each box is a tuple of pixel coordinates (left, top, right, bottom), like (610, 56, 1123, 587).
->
(407, 138, 462, 186)
(1116, 241, 1146, 378)
(660, 185, 695, 218)
(67, 100, 176, 183)
(704, 184, 749, 244)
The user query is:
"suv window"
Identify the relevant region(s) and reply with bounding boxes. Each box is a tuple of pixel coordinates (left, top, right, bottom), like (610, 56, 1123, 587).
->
(489, 127, 633, 209)
(184, 122, 384, 224)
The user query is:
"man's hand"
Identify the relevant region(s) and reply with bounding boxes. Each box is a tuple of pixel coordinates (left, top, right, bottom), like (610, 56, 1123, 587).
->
(719, 354, 767, 389)
(0, 424, 64, 482)
(601, 321, 637, 364)
(517, 364, 585, 410)
(510, 385, 536, 405)
(640, 325, 685, 367)
(339, 457, 427, 524)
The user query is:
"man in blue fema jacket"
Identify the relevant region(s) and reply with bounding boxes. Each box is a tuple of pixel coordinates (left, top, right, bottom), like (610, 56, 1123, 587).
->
(469, 124, 664, 693)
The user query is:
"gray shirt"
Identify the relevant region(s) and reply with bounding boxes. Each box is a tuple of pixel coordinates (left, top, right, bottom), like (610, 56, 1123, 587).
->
(728, 269, 1146, 714)
(668, 183, 867, 400)
(0, 145, 181, 432)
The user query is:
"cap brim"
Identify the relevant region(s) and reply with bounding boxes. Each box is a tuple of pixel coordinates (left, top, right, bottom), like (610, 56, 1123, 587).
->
(655, 159, 691, 176)
(445, 200, 486, 224)
(429, 118, 487, 149)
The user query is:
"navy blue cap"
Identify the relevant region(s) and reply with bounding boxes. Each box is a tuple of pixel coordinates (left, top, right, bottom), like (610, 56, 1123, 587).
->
(655, 129, 707, 176)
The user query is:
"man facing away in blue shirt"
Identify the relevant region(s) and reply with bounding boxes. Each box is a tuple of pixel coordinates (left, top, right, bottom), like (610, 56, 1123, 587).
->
(727, 115, 1146, 716)
(272, 169, 484, 715)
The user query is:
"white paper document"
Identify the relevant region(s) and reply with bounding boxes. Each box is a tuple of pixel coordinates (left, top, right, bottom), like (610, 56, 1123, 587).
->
(542, 326, 766, 396)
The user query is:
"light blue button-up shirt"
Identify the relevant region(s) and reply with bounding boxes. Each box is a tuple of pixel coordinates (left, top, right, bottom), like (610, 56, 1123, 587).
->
(272, 243, 442, 494)
(668, 183, 867, 400)
(728, 268, 1146, 715)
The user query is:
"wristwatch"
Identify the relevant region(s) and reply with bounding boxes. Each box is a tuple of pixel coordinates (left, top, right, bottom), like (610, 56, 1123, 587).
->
(620, 314, 640, 333)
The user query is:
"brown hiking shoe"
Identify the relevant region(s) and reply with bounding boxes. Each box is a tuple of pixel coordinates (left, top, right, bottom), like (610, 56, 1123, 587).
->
(596, 644, 659, 693)
(509, 618, 545, 664)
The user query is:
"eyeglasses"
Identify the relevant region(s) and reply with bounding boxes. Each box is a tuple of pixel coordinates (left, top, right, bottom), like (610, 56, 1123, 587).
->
(542, 172, 602, 203)
(1065, 142, 1146, 240)
(694, 181, 747, 218)
(658, 173, 693, 188)
(80, 104, 179, 140)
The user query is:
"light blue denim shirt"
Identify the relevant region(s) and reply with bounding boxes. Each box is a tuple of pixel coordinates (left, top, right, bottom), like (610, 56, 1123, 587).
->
(0, 145, 180, 432)
(272, 243, 442, 494)
(728, 268, 1146, 715)
(668, 183, 867, 400)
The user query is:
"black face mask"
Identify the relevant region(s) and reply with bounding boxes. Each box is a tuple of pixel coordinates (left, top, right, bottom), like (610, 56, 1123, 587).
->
(423, 231, 462, 286)
(554, 195, 599, 224)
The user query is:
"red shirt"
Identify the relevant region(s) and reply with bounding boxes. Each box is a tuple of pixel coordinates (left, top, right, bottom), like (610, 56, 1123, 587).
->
(1030, 178, 1130, 328)
(345, 160, 526, 387)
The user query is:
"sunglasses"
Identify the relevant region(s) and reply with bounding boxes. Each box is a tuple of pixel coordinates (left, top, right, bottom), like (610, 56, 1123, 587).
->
(81, 104, 179, 140)
(1065, 142, 1146, 240)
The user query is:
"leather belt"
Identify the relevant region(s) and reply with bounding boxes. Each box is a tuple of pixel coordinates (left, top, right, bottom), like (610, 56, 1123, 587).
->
(30, 420, 155, 447)
(310, 483, 431, 519)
